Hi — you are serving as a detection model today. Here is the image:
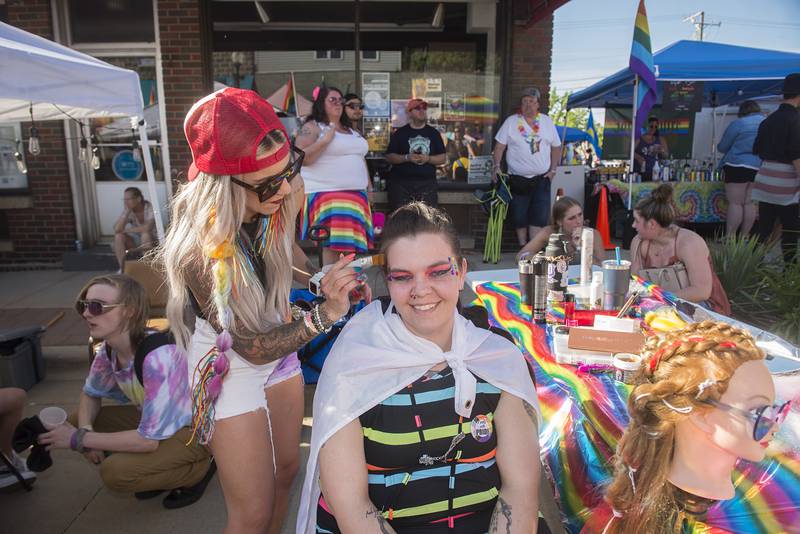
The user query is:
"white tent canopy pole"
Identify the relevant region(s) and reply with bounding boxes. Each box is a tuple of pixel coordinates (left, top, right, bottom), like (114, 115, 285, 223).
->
(135, 118, 165, 240)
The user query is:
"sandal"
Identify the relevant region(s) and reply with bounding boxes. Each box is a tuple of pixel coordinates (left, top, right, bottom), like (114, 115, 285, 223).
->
(162, 460, 216, 510)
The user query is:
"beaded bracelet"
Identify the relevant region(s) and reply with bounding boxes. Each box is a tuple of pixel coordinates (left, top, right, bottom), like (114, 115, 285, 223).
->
(311, 304, 333, 334)
(303, 311, 320, 335)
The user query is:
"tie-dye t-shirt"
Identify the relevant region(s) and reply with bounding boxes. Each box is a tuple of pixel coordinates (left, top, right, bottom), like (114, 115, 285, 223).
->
(83, 342, 192, 440)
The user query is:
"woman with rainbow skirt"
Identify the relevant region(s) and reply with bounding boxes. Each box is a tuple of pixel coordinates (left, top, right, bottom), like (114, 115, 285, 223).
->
(296, 85, 374, 266)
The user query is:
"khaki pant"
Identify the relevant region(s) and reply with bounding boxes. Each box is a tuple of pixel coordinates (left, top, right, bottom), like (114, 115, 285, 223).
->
(69, 406, 211, 493)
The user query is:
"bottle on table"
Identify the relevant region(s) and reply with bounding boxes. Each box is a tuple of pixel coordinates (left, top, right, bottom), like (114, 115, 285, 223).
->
(545, 233, 569, 325)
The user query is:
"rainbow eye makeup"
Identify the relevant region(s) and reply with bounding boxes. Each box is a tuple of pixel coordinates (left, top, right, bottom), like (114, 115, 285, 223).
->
(385, 260, 459, 286)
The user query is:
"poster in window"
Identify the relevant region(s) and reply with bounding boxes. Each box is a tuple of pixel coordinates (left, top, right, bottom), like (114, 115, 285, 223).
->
(468, 155, 494, 185)
(411, 78, 427, 99)
(425, 78, 442, 93)
(444, 93, 466, 121)
(423, 97, 442, 121)
(362, 72, 391, 117)
(391, 100, 409, 128)
(364, 118, 391, 152)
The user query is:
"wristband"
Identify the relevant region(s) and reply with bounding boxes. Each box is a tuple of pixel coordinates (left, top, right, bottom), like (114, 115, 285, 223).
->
(70, 430, 79, 451)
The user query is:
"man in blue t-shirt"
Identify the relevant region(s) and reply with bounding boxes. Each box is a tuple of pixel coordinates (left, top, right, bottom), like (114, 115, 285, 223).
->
(385, 99, 446, 212)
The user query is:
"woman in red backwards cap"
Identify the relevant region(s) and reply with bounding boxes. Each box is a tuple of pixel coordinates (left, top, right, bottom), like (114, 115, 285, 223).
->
(158, 88, 361, 533)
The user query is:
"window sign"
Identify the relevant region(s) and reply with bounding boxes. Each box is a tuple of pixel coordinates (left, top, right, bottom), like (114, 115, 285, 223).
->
(362, 72, 391, 118)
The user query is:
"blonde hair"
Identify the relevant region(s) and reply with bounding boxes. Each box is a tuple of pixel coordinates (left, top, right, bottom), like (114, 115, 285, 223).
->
(603, 321, 764, 533)
(155, 140, 295, 350)
(77, 274, 149, 346)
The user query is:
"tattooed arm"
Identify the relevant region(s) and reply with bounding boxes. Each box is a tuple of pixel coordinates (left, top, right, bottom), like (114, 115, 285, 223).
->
(320, 419, 397, 534)
(490, 392, 540, 534)
(186, 253, 359, 365)
(294, 120, 334, 165)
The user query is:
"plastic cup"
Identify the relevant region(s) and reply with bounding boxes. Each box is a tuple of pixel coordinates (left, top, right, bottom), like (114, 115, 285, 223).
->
(39, 406, 67, 430)
(602, 259, 631, 310)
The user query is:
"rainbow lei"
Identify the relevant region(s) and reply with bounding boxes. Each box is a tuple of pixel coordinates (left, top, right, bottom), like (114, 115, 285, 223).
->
(517, 113, 541, 137)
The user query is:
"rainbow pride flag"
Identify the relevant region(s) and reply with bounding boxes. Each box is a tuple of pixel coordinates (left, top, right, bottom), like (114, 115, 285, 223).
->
(629, 0, 657, 140)
(283, 75, 296, 115)
(473, 280, 800, 533)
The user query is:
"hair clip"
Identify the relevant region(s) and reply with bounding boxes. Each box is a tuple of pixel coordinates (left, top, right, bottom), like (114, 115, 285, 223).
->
(695, 379, 716, 399)
(644, 429, 661, 438)
(662, 398, 693, 414)
(718, 341, 737, 349)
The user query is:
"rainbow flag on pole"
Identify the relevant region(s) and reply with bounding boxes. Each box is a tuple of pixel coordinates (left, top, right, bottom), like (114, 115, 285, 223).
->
(629, 0, 657, 140)
(283, 75, 296, 115)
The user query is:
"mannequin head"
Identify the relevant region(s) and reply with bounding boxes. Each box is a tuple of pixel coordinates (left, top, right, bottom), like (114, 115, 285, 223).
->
(604, 321, 775, 533)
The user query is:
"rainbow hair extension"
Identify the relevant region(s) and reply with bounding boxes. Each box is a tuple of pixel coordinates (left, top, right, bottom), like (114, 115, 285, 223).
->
(188, 225, 236, 445)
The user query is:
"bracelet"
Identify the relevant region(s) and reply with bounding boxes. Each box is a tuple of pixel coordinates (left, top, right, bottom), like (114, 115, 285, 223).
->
(311, 304, 334, 334)
(404, 154, 410, 162)
(303, 311, 320, 335)
(73, 428, 89, 453)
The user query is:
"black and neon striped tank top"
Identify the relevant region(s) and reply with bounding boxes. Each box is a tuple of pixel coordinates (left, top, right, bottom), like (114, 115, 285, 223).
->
(316, 365, 502, 533)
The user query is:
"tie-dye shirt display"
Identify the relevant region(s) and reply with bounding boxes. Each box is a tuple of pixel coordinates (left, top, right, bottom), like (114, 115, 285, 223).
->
(83, 342, 192, 440)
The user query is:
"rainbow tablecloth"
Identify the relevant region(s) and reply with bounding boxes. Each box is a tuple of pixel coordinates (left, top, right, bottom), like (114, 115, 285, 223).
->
(474, 281, 800, 534)
(596, 179, 727, 224)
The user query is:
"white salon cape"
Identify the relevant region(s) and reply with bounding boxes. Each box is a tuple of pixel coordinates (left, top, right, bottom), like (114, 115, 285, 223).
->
(296, 300, 541, 533)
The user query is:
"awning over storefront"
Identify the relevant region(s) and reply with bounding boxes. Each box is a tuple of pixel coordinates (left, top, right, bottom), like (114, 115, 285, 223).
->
(567, 40, 800, 109)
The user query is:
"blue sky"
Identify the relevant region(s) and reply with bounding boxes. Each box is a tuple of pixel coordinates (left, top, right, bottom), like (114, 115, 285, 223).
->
(551, 0, 800, 95)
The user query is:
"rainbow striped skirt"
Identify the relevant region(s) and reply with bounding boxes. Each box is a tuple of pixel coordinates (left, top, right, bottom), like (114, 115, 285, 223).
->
(300, 190, 373, 253)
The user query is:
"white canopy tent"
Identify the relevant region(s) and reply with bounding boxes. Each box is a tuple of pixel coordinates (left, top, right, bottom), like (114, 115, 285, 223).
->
(0, 21, 165, 239)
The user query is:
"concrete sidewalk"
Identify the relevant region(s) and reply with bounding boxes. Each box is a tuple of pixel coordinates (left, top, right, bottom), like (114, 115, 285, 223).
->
(0, 251, 519, 533)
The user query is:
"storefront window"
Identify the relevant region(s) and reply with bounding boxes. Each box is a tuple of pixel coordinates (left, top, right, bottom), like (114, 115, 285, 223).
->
(223, 0, 503, 185)
(89, 57, 163, 183)
(67, 0, 155, 44)
(0, 124, 28, 191)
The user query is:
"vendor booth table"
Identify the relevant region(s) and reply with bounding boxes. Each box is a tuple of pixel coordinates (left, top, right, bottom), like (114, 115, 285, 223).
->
(466, 272, 800, 533)
(595, 179, 727, 224)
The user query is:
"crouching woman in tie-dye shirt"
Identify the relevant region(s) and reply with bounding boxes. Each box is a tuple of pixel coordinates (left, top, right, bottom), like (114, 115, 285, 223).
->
(38, 274, 214, 509)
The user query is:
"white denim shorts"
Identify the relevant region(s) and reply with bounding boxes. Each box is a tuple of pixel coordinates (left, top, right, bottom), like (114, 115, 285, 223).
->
(188, 318, 300, 421)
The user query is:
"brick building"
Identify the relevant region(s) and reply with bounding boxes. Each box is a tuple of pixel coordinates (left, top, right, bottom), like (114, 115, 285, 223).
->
(0, 0, 563, 269)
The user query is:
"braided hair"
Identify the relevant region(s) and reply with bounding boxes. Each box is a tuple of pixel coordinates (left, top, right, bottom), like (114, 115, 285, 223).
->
(603, 321, 764, 533)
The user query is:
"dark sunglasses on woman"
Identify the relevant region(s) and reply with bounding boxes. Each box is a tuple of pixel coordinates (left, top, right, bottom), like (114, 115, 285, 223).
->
(345, 103, 365, 110)
(75, 299, 123, 316)
(230, 145, 305, 202)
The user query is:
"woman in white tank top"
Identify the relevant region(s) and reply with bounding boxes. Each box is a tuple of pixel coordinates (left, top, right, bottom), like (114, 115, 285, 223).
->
(295, 86, 374, 266)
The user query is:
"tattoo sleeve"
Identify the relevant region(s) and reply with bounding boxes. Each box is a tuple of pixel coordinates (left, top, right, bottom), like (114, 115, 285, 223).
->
(186, 272, 319, 365)
(365, 504, 396, 534)
(231, 318, 318, 364)
(488, 496, 513, 534)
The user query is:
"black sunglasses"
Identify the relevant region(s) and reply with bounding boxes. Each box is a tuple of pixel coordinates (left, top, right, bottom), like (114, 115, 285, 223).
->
(76, 299, 123, 316)
(346, 103, 365, 110)
(230, 145, 304, 202)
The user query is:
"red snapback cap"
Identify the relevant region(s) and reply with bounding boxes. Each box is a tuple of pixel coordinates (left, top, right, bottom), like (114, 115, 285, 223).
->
(184, 87, 289, 181)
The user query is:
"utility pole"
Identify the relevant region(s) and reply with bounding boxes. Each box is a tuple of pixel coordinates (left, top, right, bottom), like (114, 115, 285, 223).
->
(683, 11, 721, 41)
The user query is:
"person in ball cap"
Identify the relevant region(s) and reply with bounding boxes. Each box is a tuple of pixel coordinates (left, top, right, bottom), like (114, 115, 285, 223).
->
(385, 98, 447, 212)
(156, 87, 361, 532)
(493, 87, 562, 247)
(752, 73, 800, 263)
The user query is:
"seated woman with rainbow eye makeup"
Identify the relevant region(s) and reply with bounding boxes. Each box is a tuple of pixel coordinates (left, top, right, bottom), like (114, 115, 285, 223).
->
(297, 202, 551, 534)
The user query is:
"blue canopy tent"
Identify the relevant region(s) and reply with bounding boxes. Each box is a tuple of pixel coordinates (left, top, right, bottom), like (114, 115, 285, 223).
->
(567, 40, 800, 109)
(558, 126, 592, 144)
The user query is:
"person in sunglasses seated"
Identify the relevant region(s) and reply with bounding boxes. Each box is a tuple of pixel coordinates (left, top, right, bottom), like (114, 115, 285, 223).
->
(295, 85, 373, 266)
(298, 203, 556, 534)
(385, 99, 447, 213)
(157, 87, 362, 533)
(38, 274, 214, 509)
(582, 320, 789, 534)
(342, 93, 365, 134)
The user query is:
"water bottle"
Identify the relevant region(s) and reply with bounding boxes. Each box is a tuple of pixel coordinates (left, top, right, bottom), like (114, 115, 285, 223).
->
(372, 171, 381, 192)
